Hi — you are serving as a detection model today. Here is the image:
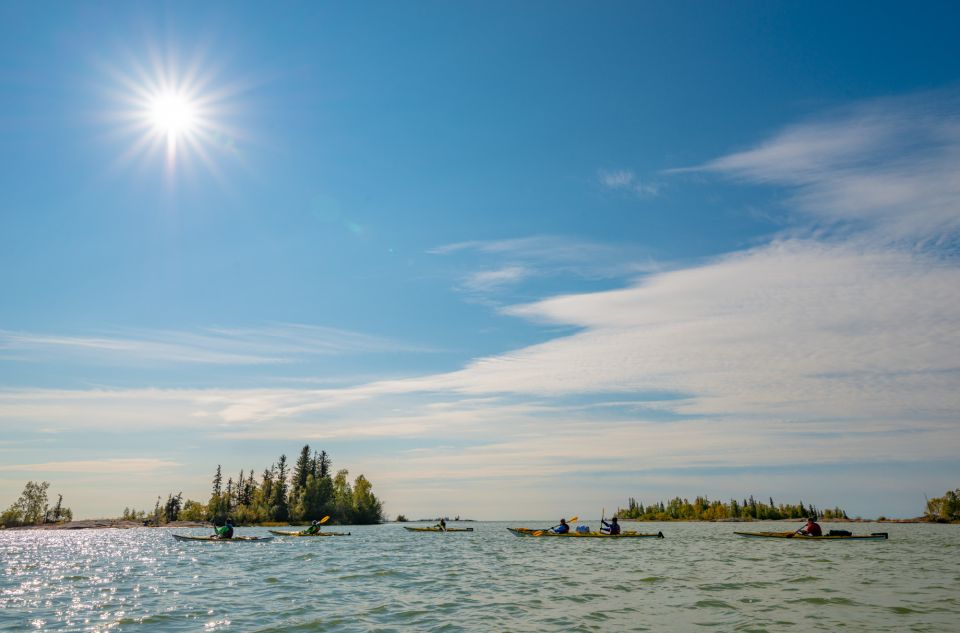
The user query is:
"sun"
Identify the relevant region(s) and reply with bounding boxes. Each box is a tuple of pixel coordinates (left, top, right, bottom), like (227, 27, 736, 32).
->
(107, 50, 244, 175)
(148, 92, 197, 139)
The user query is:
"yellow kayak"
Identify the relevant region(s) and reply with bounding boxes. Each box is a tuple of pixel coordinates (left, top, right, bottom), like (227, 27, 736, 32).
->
(508, 527, 664, 538)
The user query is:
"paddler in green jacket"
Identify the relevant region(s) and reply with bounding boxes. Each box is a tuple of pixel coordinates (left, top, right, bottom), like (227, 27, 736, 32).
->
(213, 519, 234, 539)
(302, 520, 322, 535)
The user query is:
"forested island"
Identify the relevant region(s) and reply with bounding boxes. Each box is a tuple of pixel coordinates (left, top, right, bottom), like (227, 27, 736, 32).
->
(123, 444, 384, 525)
(612, 490, 956, 522)
(615, 495, 848, 521)
(1, 444, 384, 528)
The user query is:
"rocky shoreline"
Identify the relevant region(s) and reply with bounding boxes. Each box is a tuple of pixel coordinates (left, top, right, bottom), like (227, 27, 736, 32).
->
(6, 519, 211, 530)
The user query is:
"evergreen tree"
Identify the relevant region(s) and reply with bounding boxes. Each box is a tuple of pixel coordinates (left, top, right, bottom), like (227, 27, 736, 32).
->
(225, 478, 234, 511)
(212, 465, 223, 497)
(236, 469, 245, 505)
(46, 493, 67, 523)
(245, 470, 256, 506)
(271, 455, 289, 521)
(163, 492, 183, 523)
(292, 445, 312, 494)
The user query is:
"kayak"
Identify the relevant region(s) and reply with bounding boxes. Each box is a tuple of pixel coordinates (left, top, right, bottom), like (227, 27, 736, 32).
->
(172, 534, 273, 542)
(404, 526, 474, 532)
(268, 530, 351, 537)
(734, 531, 889, 541)
(508, 527, 664, 538)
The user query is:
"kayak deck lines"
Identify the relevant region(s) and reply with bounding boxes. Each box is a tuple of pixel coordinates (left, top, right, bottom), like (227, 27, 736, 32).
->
(734, 531, 889, 540)
(507, 527, 664, 538)
(268, 530, 351, 537)
(172, 534, 274, 542)
(403, 526, 474, 532)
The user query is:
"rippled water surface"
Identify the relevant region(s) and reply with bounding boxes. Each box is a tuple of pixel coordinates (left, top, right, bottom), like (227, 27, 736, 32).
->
(2, 522, 958, 631)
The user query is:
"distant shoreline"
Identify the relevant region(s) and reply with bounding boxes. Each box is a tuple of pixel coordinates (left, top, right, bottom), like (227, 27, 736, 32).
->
(7, 517, 957, 530)
(619, 517, 940, 524)
(5, 520, 210, 531)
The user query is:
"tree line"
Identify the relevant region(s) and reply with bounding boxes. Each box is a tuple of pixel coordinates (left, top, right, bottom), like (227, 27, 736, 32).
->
(1, 481, 72, 527)
(616, 495, 848, 521)
(121, 444, 384, 525)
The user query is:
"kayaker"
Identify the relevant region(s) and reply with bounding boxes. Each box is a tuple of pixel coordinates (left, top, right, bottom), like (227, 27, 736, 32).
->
(553, 518, 570, 534)
(798, 517, 822, 536)
(601, 516, 621, 535)
(303, 520, 321, 535)
(436, 518, 447, 531)
(213, 519, 234, 539)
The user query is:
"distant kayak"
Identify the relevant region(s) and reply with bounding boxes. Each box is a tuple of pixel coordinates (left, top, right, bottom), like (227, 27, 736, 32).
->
(403, 526, 474, 532)
(508, 527, 664, 538)
(268, 530, 351, 537)
(734, 531, 889, 541)
(172, 534, 273, 542)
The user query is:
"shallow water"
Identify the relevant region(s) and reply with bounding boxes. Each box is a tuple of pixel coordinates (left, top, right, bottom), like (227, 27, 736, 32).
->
(2, 521, 958, 631)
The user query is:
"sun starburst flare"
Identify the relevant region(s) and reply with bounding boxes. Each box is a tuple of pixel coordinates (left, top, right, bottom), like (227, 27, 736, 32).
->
(105, 51, 244, 176)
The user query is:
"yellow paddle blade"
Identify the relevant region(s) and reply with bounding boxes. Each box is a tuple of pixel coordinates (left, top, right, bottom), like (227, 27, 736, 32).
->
(568, 516, 578, 523)
(319, 516, 330, 524)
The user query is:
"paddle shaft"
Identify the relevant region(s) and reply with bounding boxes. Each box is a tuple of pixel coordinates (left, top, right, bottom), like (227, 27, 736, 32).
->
(534, 516, 578, 536)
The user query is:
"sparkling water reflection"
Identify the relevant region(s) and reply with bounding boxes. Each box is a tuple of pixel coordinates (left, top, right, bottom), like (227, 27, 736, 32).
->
(2, 522, 958, 631)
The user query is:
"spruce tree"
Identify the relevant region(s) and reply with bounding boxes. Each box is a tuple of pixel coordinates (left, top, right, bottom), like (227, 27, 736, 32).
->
(271, 455, 289, 521)
(212, 465, 223, 497)
(292, 445, 311, 494)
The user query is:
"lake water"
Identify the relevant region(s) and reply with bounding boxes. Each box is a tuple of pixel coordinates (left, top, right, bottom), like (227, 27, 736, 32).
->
(2, 521, 958, 632)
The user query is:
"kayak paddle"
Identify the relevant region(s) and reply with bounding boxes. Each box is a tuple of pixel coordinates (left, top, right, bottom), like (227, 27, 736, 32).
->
(533, 516, 578, 536)
(300, 515, 330, 534)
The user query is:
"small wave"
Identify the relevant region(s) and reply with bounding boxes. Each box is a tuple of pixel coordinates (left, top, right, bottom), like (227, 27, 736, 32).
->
(694, 599, 737, 610)
(786, 575, 820, 583)
(699, 581, 775, 591)
(888, 605, 921, 614)
(637, 576, 663, 583)
(788, 596, 858, 606)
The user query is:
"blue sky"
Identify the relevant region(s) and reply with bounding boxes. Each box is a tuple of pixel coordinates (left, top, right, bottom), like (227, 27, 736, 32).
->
(1, 1, 958, 519)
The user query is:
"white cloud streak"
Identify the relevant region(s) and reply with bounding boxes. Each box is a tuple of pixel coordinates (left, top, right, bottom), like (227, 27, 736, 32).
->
(0, 458, 180, 474)
(0, 322, 430, 366)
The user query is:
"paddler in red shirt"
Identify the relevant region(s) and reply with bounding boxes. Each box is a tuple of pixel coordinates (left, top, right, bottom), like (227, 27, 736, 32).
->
(799, 517, 822, 536)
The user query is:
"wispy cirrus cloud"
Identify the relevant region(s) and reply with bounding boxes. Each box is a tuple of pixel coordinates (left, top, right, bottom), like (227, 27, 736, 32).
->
(0, 322, 431, 367)
(675, 90, 960, 242)
(429, 235, 656, 294)
(598, 168, 661, 197)
(461, 266, 531, 292)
